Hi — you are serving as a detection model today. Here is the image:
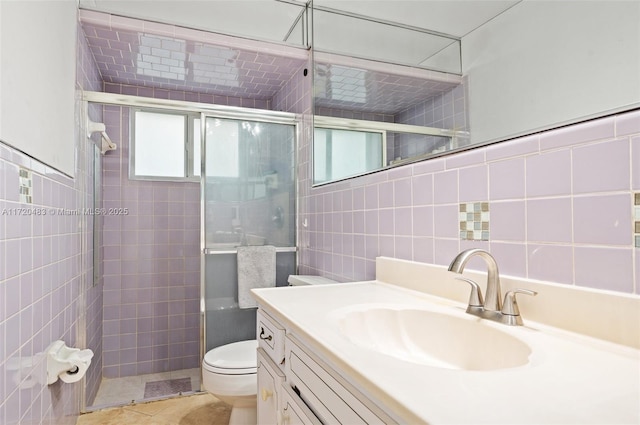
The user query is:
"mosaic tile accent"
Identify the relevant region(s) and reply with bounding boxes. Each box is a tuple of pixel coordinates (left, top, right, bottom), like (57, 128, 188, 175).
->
(18, 166, 32, 204)
(634, 193, 640, 248)
(459, 202, 490, 241)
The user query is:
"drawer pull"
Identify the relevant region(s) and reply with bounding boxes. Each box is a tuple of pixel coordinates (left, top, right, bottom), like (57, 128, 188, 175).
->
(281, 407, 290, 425)
(260, 327, 273, 341)
(261, 388, 274, 401)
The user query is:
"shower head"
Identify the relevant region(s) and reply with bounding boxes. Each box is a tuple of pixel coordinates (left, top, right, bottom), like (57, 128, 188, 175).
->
(87, 119, 117, 154)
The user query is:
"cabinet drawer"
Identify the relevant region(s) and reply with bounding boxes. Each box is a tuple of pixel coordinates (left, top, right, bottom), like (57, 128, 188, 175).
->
(257, 310, 286, 367)
(281, 384, 322, 425)
(257, 348, 285, 425)
(285, 335, 396, 425)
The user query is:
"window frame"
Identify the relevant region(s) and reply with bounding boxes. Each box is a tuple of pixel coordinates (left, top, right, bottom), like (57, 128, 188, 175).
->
(129, 108, 201, 182)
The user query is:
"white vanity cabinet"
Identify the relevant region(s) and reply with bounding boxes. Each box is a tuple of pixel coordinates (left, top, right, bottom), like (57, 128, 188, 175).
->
(257, 346, 323, 425)
(257, 348, 285, 425)
(280, 384, 322, 425)
(257, 310, 286, 367)
(256, 307, 398, 425)
(253, 258, 640, 425)
(256, 310, 287, 425)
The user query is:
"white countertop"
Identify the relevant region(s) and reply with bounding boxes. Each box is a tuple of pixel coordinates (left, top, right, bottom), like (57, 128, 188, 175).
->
(252, 280, 640, 424)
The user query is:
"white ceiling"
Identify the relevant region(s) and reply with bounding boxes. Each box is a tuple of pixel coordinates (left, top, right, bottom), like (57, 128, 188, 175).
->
(78, 0, 521, 44)
(313, 1, 522, 38)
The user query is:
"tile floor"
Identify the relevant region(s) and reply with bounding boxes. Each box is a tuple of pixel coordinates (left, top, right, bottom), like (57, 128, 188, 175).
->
(91, 368, 201, 407)
(78, 393, 231, 425)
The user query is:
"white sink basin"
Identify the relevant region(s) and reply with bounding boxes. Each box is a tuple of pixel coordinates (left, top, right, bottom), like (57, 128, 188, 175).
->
(338, 306, 531, 371)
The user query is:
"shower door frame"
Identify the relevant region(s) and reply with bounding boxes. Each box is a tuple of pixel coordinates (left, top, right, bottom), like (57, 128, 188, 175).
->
(82, 90, 300, 395)
(198, 110, 299, 386)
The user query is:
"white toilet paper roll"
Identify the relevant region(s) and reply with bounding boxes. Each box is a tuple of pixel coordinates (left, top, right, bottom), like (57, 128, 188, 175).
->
(59, 355, 91, 384)
(46, 341, 94, 384)
(58, 349, 93, 384)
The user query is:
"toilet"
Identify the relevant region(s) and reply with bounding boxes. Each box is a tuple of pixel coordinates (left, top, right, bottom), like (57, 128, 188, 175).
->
(202, 340, 259, 424)
(202, 275, 337, 425)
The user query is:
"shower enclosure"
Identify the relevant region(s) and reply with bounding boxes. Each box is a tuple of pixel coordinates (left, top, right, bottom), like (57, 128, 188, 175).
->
(201, 114, 297, 354)
(82, 90, 298, 408)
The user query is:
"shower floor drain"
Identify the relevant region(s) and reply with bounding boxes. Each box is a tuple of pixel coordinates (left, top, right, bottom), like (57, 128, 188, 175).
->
(143, 377, 192, 398)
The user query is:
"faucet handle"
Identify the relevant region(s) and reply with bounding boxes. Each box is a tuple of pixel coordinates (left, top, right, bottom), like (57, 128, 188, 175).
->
(501, 289, 537, 316)
(455, 277, 484, 307)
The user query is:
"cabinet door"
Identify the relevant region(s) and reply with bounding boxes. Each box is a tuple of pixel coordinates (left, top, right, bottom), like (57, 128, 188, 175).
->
(280, 384, 322, 425)
(285, 335, 397, 424)
(257, 348, 285, 425)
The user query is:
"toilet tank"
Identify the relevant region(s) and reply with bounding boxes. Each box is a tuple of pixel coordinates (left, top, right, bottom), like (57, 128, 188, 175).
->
(287, 275, 337, 286)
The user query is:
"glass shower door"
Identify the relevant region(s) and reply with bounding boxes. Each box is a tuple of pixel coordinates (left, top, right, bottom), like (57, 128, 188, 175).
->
(202, 116, 296, 352)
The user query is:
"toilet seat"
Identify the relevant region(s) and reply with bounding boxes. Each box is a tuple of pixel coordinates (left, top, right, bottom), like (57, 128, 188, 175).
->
(203, 340, 257, 375)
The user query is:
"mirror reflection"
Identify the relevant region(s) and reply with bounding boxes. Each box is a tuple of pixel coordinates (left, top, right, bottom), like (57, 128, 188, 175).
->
(312, 53, 469, 185)
(312, 6, 469, 185)
(313, 126, 384, 184)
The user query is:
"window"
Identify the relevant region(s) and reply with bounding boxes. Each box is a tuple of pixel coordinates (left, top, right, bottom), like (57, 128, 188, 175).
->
(205, 118, 240, 178)
(131, 109, 201, 180)
(313, 127, 385, 184)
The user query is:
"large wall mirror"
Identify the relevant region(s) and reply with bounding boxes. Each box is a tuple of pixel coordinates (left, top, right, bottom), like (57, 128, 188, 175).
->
(311, 1, 640, 186)
(311, 3, 470, 185)
(78, 0, 640, 187)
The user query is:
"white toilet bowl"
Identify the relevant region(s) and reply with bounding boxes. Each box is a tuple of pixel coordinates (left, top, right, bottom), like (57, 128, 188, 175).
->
(202, 340, 258, 425)
(202, 276, 337, 424)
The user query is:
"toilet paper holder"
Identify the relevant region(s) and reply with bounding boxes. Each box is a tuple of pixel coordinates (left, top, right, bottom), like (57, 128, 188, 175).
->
(46, 340, 94, 385)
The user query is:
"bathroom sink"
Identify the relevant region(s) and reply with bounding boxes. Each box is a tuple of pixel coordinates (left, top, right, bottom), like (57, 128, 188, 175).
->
(337, 307, 531, 371)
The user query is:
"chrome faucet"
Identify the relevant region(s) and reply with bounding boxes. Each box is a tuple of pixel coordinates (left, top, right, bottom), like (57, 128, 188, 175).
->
(448, 249, 536, 326)
(448, 248, 502, 311)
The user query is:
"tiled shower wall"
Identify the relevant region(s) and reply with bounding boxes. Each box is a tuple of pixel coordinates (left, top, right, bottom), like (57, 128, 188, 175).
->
(0, 25, 102, 425)
(314, 83, 467, 163)
(394, 84, 468, 159)
(99, 83, 282, 378)
(99, 100, 201, 378)
(298, 109, 640, 295)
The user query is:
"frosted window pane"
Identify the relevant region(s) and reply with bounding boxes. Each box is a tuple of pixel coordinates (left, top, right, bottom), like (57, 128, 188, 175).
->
(313, 128, 383, 184)
(193, 118, 201, 177)
(331, 130, 380, 177)
(206, 118, 239, 177)
(135, 111, 185, 177)
(314, 128, 328, 182)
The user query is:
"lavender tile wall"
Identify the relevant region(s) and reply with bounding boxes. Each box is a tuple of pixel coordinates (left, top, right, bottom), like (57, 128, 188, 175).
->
(103, 82, 271, 110)
(317, 103, 459, 168)
(99, 104, 201, 378)
(0, 145, 84, 425)
(98, 74, 304, 378)
(299, 110, 640, 295)
(394, 84, 468, 160)
(272, 54, 314, 272)
(0, 31, 101, 425)
(79, 10, 307, 103)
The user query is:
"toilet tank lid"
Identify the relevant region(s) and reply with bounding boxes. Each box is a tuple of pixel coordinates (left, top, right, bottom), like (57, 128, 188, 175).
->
(287, 275, 338, 286)
(204, 340, 257, 370)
